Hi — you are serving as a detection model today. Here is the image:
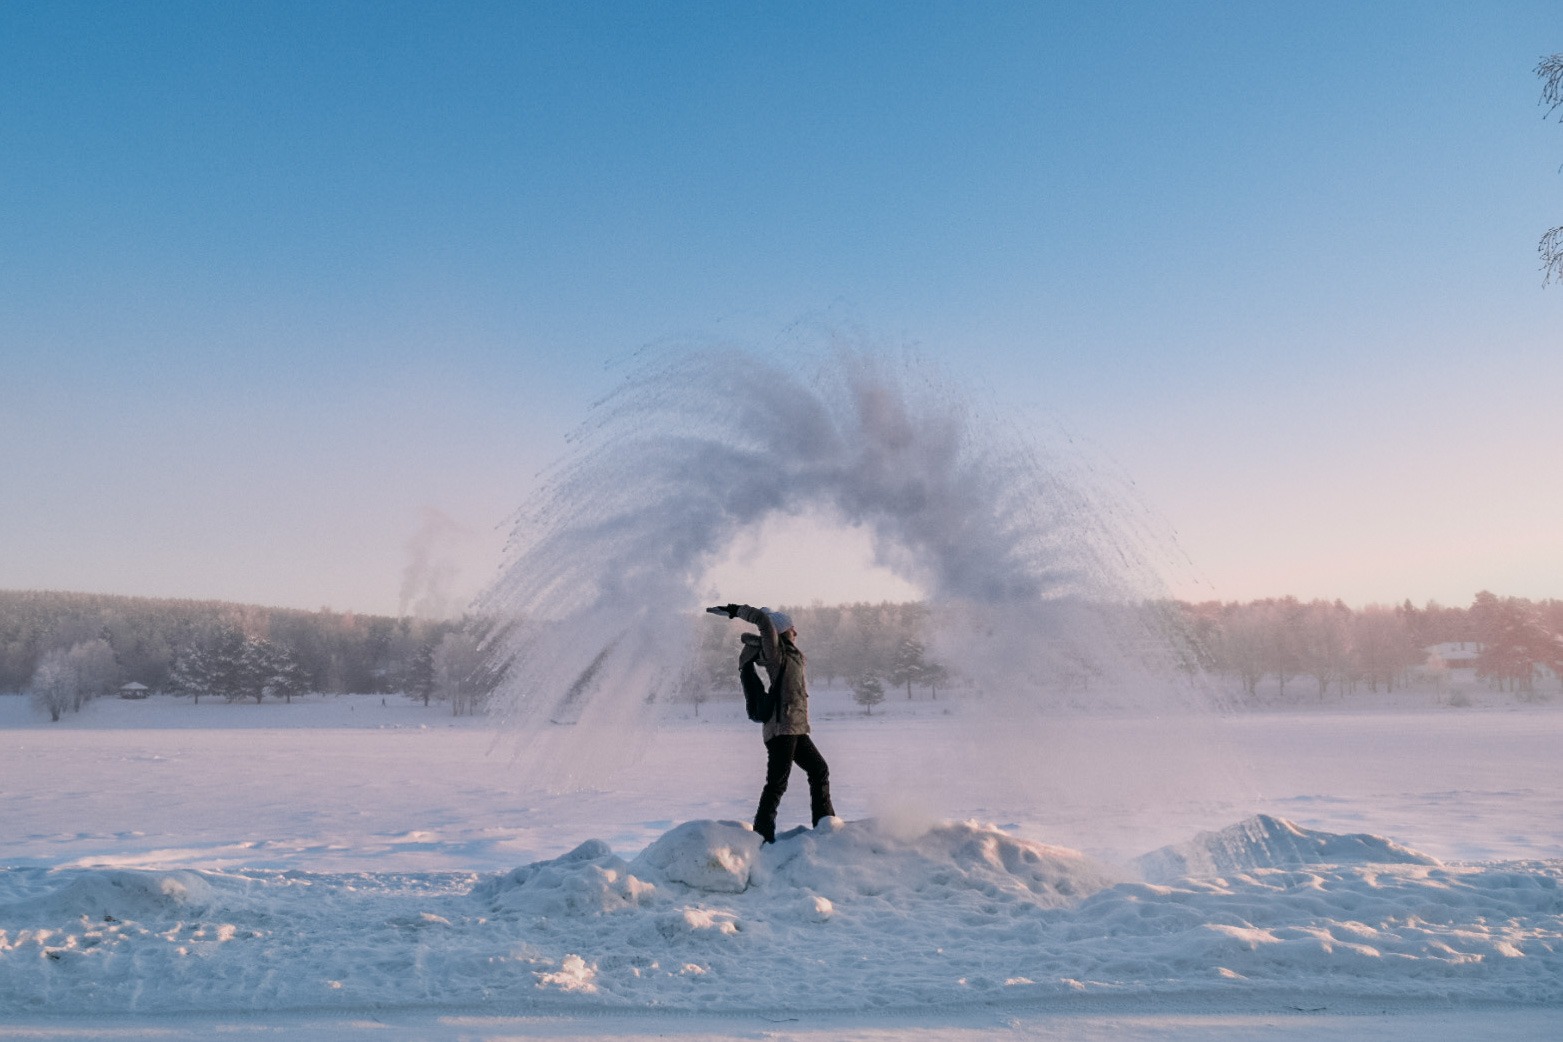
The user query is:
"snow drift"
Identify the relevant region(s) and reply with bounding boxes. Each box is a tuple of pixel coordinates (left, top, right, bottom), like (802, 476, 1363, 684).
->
(2, 817, 1559, 1017)
(0, 868, 237, 922)
(1134, 814, 1442, 883)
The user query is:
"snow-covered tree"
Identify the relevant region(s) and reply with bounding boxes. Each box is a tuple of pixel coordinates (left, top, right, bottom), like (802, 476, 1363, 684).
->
(29, 648, 76, 722)
(1471, 591, 1562, 696)
(26, 638, 115, 720)
(921, 660, 950, 699)
(1298, 601, 1352, 700)
(850, 673, 885, 716)
(261, 641, 310, 703)
(683, 674, 713, 717)
(1262, 598, 1305, 699)
(204, 628, 250, 700)
(1217, 605, 1269, 698)
(168, 643, 214, 703)
(1352, 606, 1420, 692)
(802, 604, 845, 686)
(65, 638, 118, 709)
(888, 636, 926, 699)
(0, 589, 454, 696)
(215, 637, 308, 704)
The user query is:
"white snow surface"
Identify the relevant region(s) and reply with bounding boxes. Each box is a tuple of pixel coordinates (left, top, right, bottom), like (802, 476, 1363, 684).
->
(1133, 813, 1441, 882)
(1, 692, 1560, 1040)
(3, 814, 1559, 1017)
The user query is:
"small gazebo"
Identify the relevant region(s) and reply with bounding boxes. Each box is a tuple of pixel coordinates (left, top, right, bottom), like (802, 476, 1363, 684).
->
(118, 682, 150, 700)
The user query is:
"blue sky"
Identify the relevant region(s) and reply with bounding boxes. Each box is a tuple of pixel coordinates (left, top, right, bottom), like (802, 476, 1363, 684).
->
(3, 1, 1561, 614)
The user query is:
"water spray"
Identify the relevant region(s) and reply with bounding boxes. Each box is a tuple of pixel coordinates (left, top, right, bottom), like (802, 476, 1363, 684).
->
(480, 339, 1212, 795)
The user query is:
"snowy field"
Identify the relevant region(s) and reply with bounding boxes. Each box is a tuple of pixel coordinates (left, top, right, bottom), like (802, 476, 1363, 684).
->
(1, 689, 1559, 1041)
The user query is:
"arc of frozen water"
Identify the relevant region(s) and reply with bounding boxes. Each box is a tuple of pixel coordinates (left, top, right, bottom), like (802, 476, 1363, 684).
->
(480, 341, 1204, 787)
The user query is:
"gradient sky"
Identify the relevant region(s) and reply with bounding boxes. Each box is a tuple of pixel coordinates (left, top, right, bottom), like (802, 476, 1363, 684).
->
(4, 1, 1561, 616)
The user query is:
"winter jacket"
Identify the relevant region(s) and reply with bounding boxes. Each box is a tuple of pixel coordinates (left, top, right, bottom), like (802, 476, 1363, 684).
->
(735, 604, 810, 740)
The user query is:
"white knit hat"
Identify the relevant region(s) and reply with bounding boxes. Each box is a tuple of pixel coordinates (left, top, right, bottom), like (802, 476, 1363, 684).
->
(764, 609, 795, 633)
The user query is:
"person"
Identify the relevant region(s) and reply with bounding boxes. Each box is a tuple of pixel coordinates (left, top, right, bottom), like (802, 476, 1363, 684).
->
(712, 602, 835, 843)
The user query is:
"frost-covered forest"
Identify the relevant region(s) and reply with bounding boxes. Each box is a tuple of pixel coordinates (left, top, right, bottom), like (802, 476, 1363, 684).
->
(689, 595, 1563, 706)
(5, 589, 1561, 720)
(0, 590, 466, 712)
(1174, 592, 1563, 700)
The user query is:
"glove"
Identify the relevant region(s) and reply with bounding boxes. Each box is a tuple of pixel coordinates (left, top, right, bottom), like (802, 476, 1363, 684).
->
(705, 604, 741, 619)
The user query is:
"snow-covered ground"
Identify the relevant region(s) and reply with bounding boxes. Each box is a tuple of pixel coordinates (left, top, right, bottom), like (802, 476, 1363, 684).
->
(1, 690, 1558, 1040)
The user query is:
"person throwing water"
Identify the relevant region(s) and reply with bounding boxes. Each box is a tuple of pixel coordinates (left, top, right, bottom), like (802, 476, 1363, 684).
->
(708, 603, 835, 843)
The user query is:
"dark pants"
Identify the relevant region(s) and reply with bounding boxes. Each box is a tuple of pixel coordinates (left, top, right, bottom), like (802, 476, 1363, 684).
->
(753, 734, 834, 843)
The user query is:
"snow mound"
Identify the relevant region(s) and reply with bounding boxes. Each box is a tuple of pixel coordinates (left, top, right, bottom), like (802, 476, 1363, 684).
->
(757, 817, 1118, 909)
(478, 817, 1116, 916)
(473, 838, 657, 917)
(630, 820, 763, 893)
(0, 868, 235, 923)
(1134, 814, 1441, 882)
(466, 817, 1125, 1010)
(4, 819, 1560, 1017)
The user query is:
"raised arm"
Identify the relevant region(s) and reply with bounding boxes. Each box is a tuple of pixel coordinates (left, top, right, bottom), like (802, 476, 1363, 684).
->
(714, 603, 779, 664)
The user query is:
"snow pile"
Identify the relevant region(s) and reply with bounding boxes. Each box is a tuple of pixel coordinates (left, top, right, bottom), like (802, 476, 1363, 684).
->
(476, 838, 661, 917)
(2, 817, 1560, 1017)
(468, 817, 1121, 1010)
(0, 868, 238, 922)
(632, 819, 763, 892)
(1134, 814, 1441, 883)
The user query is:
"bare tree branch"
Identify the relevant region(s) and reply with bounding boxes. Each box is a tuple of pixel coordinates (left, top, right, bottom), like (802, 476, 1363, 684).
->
(1541, 226, 1563, 286)
(1539, 53, 1563, 119)
(1537, 55, 1563, 285)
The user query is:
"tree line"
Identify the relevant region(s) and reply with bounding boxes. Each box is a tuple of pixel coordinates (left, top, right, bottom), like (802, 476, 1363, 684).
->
(689, 601, 951, 715)
(8, 587, 1561, 721)
(690, 594, 1563, 709)
(1173, 592, 1563, 700)
(0, 589, 493, 717)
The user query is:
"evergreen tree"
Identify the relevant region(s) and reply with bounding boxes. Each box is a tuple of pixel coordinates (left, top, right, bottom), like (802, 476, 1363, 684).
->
(921, 660, 950, 699)
(205, 628, 249, 700)
(262, 641, 310, 703)
(0, 589, 456, 696)
(168, 644, 213, 704)
(888, 636, 926, 699)
(407, 638, 437, 706)
(232, 637, 272, 703)
(850, 673, 885, 716)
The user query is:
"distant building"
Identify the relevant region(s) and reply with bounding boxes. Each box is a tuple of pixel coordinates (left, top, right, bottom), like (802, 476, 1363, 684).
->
(1425, 642, 1479, 672)
(118, 682, 150, 699)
